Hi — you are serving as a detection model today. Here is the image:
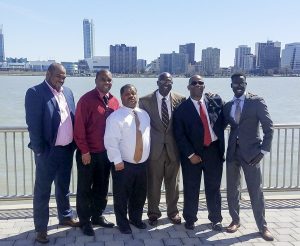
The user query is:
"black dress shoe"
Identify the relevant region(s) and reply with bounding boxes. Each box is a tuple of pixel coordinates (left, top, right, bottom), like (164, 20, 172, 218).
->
(81, 223, 95, 236)
(260, 227, 274, 241)
(119, 226, 132, 234)
(184, 222, 195, 230)
(36, 231, 49, 244)
(148, 215, 158, 226)
(129, 220, 147, 229)
(212, 222, 223, 231)
(59, 218, 80, 227)
(226, 221, 240, 233)
(92, 215, 114, 228)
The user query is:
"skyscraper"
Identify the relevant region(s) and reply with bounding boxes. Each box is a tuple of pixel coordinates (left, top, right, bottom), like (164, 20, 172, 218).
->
(234, 45, 251, 71)
(201, 47, 220, 76)
(281, 43, 300, 73)
(255, 41, 281, 73)
(110, 44, 137, 74)
(179, 43, 195, 64)
(159, 52, 188, 74)
(83, 19, 94, 59)
(0, 25, 5, 62)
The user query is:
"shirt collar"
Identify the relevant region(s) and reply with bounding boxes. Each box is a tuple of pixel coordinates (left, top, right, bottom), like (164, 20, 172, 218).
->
(96, 87, 110, 99)
(232, 92, 246, 102)
(156, 90, 171, 101)
(190, 96, 204, 104)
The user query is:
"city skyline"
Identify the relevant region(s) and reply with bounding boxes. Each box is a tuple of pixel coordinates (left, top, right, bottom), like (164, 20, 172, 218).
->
(0, 0, 299, 67)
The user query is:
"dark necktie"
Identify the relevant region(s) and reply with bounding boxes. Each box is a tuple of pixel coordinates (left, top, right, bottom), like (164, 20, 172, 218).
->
(161, 97, 169, 129)
(199, 101, 212, 146)
(103, 95, 109, 106)
(235, 99, 241, 124)
(133, 110, 143, 163)
(103, 95, 110, 118)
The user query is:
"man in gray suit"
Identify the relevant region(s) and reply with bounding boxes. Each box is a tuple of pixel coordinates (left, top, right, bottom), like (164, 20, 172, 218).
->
(139, 72, 185, 226)
(223, 72, 274, 241)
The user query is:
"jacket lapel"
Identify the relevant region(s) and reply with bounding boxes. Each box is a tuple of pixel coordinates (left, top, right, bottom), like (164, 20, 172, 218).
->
(239, 93, 250, 123)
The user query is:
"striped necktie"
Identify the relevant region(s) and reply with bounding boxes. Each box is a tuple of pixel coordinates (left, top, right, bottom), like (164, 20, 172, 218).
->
(161, 97, 169, 129)
(235, 99, 241, 124)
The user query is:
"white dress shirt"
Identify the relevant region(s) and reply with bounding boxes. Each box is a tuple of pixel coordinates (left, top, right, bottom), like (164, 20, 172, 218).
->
(230, 93, 246, 120)
(156, 90, 171, 120)
(190, 97, 218, 142)
(104, 106, 151, 165)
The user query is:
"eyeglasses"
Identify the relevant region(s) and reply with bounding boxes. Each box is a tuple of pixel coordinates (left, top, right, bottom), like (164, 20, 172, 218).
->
(190, 81, 204, 86)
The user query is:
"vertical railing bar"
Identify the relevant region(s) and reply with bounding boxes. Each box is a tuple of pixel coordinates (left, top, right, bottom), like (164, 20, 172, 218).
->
(13, 132, 17, 196)
(262, 153, 265, 187)
(297, 129, 300, 187)
(269, 143, 272, 189)
(4, 132, 9, 196)
(22, 132, 26, 195)
(290, 128, 294, 188)
(276, 129, 280, 188)
(31, 150, 34, 196)
(283, 129, 287, 187)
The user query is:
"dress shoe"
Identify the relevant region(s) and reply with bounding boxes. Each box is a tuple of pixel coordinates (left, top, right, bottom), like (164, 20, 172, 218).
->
(260, 227, 274, 241)
(119, 226, 132, 234)
(168, 214, 181, 224)
(226, 221, 240, 233)
(35, 231, 49, 244)
(129, 220, 147, 229)
(212, 222, 223, 231)
(59, 218, 80, 227)
(81, 223, 95, 236)
(148, 215, 158, 226)
(92, 215, 114, 228)
(184, 222, 195, 230)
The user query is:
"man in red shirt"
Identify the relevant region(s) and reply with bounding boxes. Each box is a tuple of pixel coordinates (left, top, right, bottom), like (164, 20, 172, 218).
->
(74, 69, 119, 236)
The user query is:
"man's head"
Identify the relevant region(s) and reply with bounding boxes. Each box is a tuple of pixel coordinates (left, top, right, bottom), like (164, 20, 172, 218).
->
(157, 72, 173, 97)
(120, 84, 138, 109)
(188, 75, 205, 100)
(95, 69, 113, 94)
(46, 63, 66, 92)
(231, 72, 247, 98)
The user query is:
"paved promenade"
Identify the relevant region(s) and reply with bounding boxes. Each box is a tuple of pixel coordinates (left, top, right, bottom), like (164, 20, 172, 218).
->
(0, 194, 300, 245)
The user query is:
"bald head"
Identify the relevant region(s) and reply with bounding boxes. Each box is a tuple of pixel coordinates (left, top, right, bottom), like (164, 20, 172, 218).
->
(158, 72, 172, 82)
(45, 63, 66, 92)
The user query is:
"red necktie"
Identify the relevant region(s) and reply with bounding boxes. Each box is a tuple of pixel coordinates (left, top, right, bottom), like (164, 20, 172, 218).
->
(199, 101, 212, 146)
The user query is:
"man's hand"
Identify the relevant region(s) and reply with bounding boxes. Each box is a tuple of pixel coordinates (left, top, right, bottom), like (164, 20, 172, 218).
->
(115, 162, 125, 171)
(190, 155, 202, 164)
(249, 153, 264, 166)
(82, 152, 91, 165)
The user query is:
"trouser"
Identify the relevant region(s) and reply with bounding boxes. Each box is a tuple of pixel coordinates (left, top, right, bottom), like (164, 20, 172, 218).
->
(147, 147, 180, 218)
(226, 145, 267, 231)
(76, 150, 111, 225)
(181, 141, 223, 224)
(33, 144, 74, 232)
(112, 161, 147, 229)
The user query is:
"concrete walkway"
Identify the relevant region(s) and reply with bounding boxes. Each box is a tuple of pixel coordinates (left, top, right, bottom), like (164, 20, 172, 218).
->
(0, 194, 300, 245)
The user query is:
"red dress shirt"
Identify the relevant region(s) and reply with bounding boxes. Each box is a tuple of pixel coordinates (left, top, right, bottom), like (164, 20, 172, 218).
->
(74, 88, 119, 154)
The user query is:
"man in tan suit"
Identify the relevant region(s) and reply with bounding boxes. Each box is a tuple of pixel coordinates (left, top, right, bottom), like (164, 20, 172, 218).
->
(139, 72, 185, 226)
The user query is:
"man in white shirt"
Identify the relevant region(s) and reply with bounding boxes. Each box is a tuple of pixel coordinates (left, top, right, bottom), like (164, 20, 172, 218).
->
(104, 84, 151, 234)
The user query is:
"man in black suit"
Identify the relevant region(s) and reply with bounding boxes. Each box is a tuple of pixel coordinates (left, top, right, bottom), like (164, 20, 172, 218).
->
(173, 75, 224, 231)
(223, 72, 274, 241)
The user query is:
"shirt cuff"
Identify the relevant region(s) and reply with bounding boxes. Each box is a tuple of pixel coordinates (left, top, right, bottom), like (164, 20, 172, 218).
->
(261, 150, 268, 155)
(188, 153, 195, 159)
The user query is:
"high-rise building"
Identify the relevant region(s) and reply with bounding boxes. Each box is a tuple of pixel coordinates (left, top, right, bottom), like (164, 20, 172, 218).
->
(110, 44, 137, 74)
(234, 45, 251, 71)
(179, 43, 195, 64)
(255, 41, 281, 73)
(281, 42, 300, 73)
(160, 52, 188, 74)
(0, 25, 5, 62)
(201, 47, 220, 76)
(137, 59, 147, 73)
(83, 19, 94, 59)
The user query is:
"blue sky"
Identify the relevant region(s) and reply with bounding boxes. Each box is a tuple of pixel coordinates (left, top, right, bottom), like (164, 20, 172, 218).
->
(0, 0, 299, 66)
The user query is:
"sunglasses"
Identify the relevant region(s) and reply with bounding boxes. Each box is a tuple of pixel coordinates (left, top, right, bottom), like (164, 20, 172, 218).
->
(190, 81, 204, 86)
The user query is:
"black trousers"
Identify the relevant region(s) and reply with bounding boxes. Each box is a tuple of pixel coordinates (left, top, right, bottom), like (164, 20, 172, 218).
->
(76, 150, 111, 225)
(181, 141, 223, 224)
(112, 161, 147, 229)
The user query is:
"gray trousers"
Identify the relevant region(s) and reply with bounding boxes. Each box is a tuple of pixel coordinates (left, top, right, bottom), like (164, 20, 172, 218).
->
(226, 145, 267, 231)
(147, 147, 180, 218)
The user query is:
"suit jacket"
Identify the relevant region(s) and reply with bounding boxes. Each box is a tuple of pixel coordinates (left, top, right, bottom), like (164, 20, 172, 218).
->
(173, 94, 225, 161)
(223, 92, 273, 163)
(139, 90, 185, 161)
(25, 81, 76, 154)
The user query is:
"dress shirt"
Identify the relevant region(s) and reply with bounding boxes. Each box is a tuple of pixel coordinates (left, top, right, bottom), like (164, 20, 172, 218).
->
(74, 88, 119, 154)
(104, 106, 151, 165)
(45, 80, 73, 146)
(156, 90, 171, 120)
(230, 93, 246, 119)
(190, 97, 218, 142)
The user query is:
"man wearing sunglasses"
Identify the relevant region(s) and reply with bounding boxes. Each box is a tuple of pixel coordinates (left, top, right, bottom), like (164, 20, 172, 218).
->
(74, 69, 119, 236)
(173, 75, 224, 231)
(223, 72, 274, 241)
(139, 72, 185, 226)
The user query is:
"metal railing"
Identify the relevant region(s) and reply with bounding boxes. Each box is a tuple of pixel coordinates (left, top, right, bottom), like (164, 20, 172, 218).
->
(1, 124, 300, 199)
